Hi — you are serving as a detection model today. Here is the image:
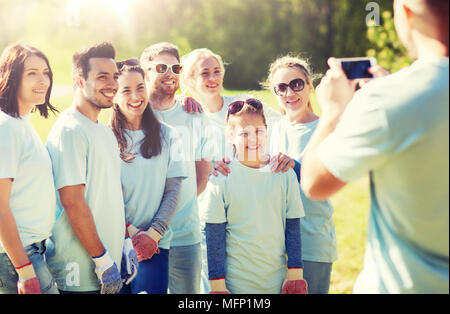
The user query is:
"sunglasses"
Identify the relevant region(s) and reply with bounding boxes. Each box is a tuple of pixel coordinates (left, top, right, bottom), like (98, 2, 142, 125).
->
(116, 59, 139, 71)
(227, 98, 263, 116)
(148, 63, 182, 75)
(274, 78, 305, 96)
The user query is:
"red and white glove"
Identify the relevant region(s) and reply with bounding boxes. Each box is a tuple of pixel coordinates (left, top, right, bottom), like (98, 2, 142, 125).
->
(131, 228, 161, 262)
(282, 279, 308, 294)
(16, 262, 42, 294)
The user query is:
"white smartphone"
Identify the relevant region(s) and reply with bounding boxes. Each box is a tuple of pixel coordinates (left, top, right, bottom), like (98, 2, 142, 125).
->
(337, 57, 377, 79)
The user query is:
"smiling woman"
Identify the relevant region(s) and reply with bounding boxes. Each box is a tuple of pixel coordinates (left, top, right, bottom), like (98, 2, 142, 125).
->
(0, 44, 59, 294)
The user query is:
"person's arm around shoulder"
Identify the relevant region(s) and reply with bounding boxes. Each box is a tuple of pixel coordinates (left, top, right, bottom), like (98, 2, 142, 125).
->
(195, 115, 213, 195)
(196, 159, 211, 195)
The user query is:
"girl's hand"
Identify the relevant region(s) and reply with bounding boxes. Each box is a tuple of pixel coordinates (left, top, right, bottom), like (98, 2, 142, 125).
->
(282, 279, 308, 294)
(183, 97, 203, 114)
(270, 153, 295, 173)
(281, 268, 308, 294)
(209, 278, 230, 294)
(211, 157, 231, 177)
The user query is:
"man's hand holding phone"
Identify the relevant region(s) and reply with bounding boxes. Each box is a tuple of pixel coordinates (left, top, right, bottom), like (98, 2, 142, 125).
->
(316, 57, 389, 118)
(316, 57, 359, 118)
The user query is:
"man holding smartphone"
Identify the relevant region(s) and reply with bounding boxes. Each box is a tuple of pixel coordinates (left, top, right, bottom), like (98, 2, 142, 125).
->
(301, 0, 448, 294)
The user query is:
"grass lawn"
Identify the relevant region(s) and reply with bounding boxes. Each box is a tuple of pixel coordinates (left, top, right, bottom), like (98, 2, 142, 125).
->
(29, 86, 370, 294)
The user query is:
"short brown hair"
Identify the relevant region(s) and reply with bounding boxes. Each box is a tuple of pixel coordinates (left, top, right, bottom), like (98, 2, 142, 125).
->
(140, 42, 180, 70)
(72, 42, 116, 80)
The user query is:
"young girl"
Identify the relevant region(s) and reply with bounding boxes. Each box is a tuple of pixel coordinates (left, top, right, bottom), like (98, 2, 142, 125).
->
(110, 62, 186, 294)
(264, 55, 338, 294)
(203, 98, 308, 294)
(0, 44, 59, 294)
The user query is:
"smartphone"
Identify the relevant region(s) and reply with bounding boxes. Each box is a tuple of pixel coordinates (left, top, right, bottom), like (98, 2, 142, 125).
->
(338, 57, 377, 79)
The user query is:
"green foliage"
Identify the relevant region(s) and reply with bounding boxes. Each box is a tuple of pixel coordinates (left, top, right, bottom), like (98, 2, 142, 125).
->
(1, 0, 401, 89)
(366, 11, 413, 72)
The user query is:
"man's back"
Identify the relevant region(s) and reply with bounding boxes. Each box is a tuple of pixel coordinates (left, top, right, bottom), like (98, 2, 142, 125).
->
(318, 56, 449, 293)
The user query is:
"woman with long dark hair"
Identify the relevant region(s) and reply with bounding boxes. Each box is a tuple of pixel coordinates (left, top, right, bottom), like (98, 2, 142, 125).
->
(110, 62, 186, 294)
(0, 44, 58, 294)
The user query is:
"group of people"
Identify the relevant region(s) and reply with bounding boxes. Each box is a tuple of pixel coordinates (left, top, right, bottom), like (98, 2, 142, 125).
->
(0, 0, 448, 295)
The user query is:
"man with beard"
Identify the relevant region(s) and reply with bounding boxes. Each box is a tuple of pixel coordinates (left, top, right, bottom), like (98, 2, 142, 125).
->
(139, 42, 212, 294)
(45, 42, 136, 294)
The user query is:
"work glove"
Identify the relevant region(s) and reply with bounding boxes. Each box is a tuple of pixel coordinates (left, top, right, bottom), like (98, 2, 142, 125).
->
(16, 262, 42, 294)
(131, 228, 160, 262)
(121, 238, 139, 285)
(92, 250, 123, 294)
(282, 279, 308, 294)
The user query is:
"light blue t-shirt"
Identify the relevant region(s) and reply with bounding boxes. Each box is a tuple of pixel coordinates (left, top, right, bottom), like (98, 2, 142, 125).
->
(270, 116, 338, 263)
(45, 107, 125, 292)
(120, 124, 188, 250)
(0, 111, 55, 253)
(318, 57, 449, 293)
(203, 159, 305, 294)
(152, 99, 213, 247)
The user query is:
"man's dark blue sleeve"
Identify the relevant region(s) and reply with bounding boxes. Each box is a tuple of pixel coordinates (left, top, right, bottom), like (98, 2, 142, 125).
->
(205, 222, 227, 279)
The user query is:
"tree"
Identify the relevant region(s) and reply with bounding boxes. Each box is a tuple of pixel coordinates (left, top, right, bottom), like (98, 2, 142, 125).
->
(366, 10, 413, 73)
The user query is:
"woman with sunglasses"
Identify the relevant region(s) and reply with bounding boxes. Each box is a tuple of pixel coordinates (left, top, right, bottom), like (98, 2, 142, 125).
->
(263, 55, 338, 294)
(0, 44, 59, 294)
(110, 62, 187, 294)
(203, 98, 308, 294)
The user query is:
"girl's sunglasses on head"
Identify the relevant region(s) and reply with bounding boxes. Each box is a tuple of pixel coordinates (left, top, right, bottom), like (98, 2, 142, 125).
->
(274, 78, 305, 96)
(149, 63, 182, 75)
(116, 59, 139, 71)
(228, 98, 263, 115)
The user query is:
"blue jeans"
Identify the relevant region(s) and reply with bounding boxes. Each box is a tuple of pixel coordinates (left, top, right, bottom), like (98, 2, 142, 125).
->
(168, 243, 202, 294)
(303, 260, 333, 294)
(120, 248, 169, 294)
(0, 241, 59, 294)
(200, 231, 210, 294)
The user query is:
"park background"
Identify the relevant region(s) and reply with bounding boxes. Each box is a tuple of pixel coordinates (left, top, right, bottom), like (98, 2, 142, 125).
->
(0, 0, 413, 294)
